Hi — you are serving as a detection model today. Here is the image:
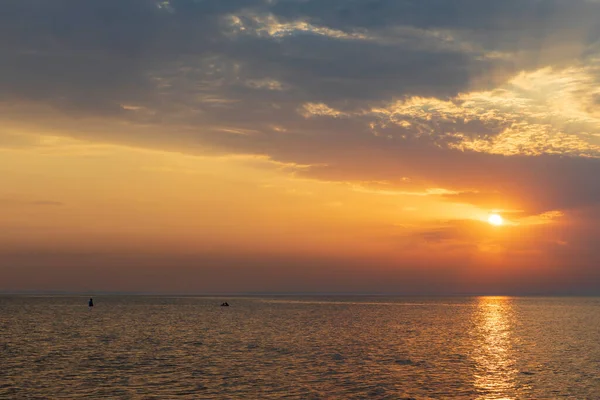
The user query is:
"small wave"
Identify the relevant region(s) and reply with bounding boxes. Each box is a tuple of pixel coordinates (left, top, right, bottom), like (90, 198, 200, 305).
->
(394, 358, 427, 367)
(520, 371, 535, 375)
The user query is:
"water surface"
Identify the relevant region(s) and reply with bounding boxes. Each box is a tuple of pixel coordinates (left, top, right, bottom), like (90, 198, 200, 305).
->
(1, 296, 599, 399)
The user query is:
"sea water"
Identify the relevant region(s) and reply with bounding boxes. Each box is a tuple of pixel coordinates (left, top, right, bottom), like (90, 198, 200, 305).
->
(1, 296, 599, 399)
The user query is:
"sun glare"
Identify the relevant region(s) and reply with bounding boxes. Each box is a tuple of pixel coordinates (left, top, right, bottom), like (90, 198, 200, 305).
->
(488, 214, 504, 226)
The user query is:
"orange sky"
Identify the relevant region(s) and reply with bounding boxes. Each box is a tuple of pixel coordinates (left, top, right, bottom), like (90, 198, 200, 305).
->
(1, 1, 600, 294)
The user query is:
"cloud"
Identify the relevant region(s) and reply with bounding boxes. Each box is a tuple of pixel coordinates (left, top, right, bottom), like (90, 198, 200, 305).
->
(0, 199, 64, 207)
(0, 0, 516, 116)
(30, 201, 64, 206)
(226, 13, 370, 40)
(2, 0, 600, 218)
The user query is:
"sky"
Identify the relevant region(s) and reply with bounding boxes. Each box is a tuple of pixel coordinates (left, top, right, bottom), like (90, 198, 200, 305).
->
(1, 0, 600, 295)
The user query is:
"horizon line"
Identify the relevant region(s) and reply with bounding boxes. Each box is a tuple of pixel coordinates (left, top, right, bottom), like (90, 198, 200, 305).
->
(1, 291, 598, 297)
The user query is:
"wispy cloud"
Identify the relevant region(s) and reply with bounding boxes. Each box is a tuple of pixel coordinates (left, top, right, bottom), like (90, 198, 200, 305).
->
(0, 199, 64, 207)
(226, 13, 370, 40)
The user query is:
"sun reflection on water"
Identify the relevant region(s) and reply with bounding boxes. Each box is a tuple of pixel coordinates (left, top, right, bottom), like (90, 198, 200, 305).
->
(471, 296, 518, 400)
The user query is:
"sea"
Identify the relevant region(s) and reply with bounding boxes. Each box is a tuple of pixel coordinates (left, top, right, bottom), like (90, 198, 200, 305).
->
(1, 295, 599, 399)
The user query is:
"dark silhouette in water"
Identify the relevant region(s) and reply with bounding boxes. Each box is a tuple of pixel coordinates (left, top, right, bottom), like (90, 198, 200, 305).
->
(88, 298, 94, 308)
(221, 302, 229, 307)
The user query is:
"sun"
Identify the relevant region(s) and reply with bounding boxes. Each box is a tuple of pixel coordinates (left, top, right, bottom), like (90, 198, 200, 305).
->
(488, 214, 504, 226)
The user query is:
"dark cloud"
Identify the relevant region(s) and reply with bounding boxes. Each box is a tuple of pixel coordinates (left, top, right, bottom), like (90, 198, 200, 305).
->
(0, 0, 595, 130)
(5, 0, 593, 114)
(272, 0, 567, 31)
(0, 0, 262, 112)
(271, 0, 600, 52)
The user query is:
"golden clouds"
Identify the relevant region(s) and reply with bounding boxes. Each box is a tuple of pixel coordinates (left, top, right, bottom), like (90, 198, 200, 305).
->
(451, 124, 600, 157)
(226, 13, 369, 40)
(298, 66, 600, 158)
(300, 102, 347, 118)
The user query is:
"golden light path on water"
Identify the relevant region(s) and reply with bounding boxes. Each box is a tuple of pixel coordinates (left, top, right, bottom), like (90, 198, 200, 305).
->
(472, 297, 518, 400)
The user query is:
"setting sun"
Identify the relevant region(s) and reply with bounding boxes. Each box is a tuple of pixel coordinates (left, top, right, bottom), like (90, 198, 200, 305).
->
(488, 214, 504, 226)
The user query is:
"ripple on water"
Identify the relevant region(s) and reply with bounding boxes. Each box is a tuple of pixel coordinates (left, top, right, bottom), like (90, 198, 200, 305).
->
(1, 296, 599, 399)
